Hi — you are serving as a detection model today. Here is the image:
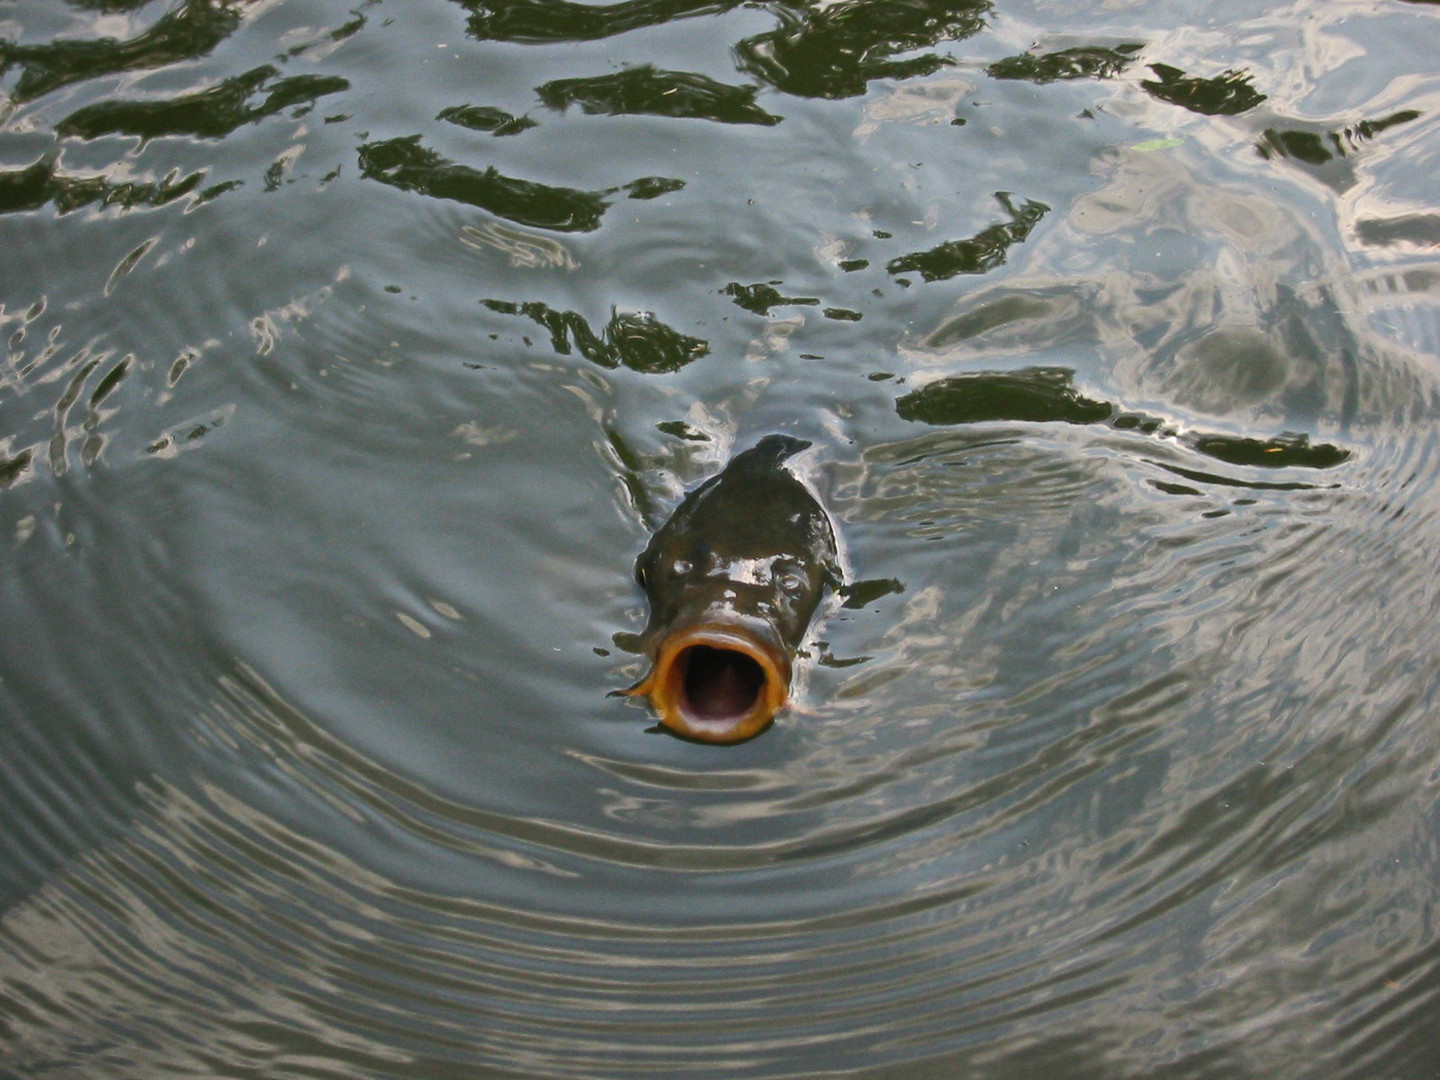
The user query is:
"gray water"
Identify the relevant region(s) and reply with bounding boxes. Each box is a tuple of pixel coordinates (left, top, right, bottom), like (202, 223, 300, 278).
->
(2, 0, 1440, 1076)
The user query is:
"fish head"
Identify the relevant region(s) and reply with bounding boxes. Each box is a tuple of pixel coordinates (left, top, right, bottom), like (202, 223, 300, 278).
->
(630, 549, 825, 743)
(625, 435, 840, 743)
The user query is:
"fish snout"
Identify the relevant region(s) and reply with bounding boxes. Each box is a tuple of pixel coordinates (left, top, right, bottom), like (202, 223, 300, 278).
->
(632, 619, 790, 744)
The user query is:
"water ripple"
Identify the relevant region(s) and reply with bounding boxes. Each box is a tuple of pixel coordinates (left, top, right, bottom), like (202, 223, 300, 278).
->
(5, 0, 1440, 1075)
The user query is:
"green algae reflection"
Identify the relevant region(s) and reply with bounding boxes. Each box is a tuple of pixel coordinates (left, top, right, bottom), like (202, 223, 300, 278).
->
(358, 136, 610, 232)
(0, 158, 223, 216)
(459, 0, 744, 43)
(0, 0, 245, 104)
(896, 367, 1350, 477)
(986, 43, 1143, 84)
(1141, 63, 1266, 116)
(734, 0, 991, 99)
(483, 300, 708, 373)
(538, 66, 780, 126)
(887, 193, 1049, 283)
(56, 66, 348, 143)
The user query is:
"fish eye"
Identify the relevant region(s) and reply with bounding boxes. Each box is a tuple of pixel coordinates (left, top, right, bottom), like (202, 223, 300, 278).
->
(778, 570, 806, 594)
(671, 559, 692, 578)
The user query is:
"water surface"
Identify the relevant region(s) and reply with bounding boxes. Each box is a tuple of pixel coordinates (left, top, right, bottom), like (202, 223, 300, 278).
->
(3, 0, 1440, 1076)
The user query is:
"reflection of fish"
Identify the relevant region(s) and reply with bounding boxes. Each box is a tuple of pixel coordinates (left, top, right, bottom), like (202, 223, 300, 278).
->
(624, 435, 840, 743)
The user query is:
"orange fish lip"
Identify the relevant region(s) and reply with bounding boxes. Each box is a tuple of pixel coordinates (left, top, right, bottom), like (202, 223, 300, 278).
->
(629, 621, 790, 744)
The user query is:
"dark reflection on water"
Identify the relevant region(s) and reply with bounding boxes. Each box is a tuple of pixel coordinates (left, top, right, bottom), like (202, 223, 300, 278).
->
(537, 65, 783, 126)
(1, 0, 246, 103)
(987, 43, 1144, 84)
(733, 0, 991, 100)
(359, 136, 614, 232)
(56, 65, 350, 142)
(460, 0, 743, 44)
(482, 299, 710, 372)
(1140, 63, 1266, 117)
(886, 192, 1051, 283)
(3, 0, 1440, 1076)
(0, 156, 217, 215)
(893, 365, 1350, 472)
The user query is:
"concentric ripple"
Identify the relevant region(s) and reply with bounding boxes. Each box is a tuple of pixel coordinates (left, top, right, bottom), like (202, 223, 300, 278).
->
(5, 0, 1440, 1076)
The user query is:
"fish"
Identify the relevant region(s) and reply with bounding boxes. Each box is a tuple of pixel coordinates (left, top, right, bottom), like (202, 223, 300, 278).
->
(624, 434, 841, 743)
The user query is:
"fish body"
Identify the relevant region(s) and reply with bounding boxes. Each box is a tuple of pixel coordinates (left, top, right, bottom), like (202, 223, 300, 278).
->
(627, 435, 840, 743)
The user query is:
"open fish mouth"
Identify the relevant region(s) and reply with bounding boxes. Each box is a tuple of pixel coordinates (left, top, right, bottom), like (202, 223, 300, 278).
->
(631, 623, 790, 743)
